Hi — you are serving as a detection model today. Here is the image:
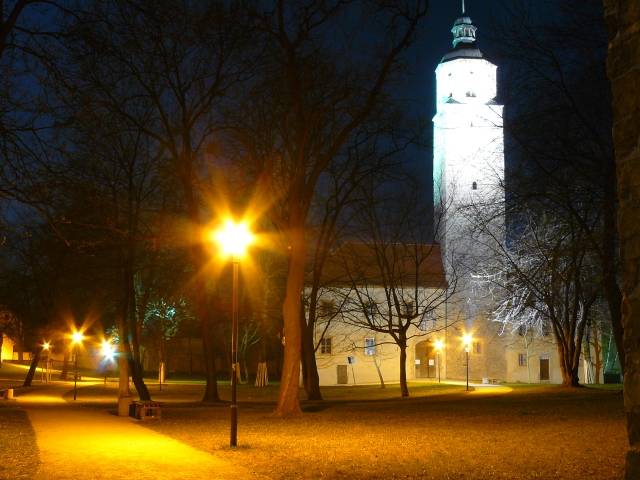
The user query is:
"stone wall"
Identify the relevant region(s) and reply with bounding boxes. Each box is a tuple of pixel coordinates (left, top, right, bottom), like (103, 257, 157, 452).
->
(603, 1, 640, 478)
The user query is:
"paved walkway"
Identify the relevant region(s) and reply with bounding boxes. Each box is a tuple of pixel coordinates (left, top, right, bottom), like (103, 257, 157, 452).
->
(15, 383, 265, 480)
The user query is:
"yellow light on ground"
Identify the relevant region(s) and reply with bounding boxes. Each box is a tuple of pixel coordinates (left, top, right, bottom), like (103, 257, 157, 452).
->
(72, 331, 84, 344)
(215, 221, 254, 256)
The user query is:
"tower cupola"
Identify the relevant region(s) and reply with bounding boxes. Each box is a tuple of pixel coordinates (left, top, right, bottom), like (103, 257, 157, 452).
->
(452, 15, 477, 48)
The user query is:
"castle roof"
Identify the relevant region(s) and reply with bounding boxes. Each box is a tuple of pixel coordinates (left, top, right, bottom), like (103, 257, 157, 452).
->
(316, 242, 447, 289)
(440, 8, 487, 64)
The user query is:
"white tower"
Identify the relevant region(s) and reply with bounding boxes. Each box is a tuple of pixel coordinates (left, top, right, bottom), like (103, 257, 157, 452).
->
(433, 10, 505, 316)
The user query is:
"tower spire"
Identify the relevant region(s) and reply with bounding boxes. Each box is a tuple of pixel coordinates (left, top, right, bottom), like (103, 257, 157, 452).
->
(462, 0, 465, 14)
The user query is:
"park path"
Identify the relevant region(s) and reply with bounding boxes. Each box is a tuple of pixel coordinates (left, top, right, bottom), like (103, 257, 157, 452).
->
(15, 383, 267, 480)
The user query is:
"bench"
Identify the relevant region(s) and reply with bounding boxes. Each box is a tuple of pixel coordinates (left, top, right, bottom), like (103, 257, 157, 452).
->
(130, 401, 162, 420)
(483, 377, 500, 385)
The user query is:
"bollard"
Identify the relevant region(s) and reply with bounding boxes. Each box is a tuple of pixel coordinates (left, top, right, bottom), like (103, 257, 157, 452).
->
(3, 388, 14, 400)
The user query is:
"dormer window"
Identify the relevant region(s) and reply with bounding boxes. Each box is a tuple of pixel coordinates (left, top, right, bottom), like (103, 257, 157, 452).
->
(466, 91, 476, 97)
(472, 182, 477, 190)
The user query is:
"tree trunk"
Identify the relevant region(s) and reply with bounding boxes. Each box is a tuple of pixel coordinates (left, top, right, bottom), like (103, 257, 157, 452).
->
(274, 229, 305, 416)
(23, 349, 42, 387)
(556, 342, 581, 387)
(0, 331, 3, 368)
(124, 258, 151, 401)
(373, 346, 385, 389)
(300, 318, 322, 400)
(254, 272, 269, 386)
(603, 2, 640, 477)
(399, 333, 409, 397)
(116, 302, 133, 398)
(59, 349, 69, 380)
(182, 177, 219, 402)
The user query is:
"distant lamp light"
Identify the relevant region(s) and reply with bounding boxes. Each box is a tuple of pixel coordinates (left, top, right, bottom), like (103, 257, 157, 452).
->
(43, 342, 50, 350)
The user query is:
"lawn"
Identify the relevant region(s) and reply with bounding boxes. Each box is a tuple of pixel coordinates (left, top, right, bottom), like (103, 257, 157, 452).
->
(69, 380, 626, 479)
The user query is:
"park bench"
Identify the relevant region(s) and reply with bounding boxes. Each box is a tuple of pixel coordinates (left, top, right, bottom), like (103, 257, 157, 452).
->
(130, 400, 162, 420)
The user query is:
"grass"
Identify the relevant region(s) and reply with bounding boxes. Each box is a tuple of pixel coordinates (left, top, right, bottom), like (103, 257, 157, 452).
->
(69, 380, 625, 479)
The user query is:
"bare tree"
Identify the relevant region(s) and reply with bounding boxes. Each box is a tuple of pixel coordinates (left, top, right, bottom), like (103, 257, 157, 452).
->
(228, 0, 428, 415)
(55, 0, 255, 402)
(324, 177, 452, 397)
(474, 212, 599, 386)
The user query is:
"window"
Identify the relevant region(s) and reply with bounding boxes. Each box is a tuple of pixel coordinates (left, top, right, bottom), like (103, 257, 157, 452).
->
(518, 325, 527, 336)
(404, 301, 415, 316)
(419, 310, 435, 332)
(542, 321, 552, 336)
(472, 181, 477, 190)
(365, 302, 377, 321)
(578, 354, 583, 366)
(518, 354, 527, 366)
(321, 300, 335, 318)
(466, 90, 476, 97)
(472, 341, 482, 354)
(320, 337, 332, 354)
(365, 338, 376, 356)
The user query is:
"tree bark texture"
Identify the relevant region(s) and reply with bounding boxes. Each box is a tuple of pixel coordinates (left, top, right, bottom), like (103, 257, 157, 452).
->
(23, 349, 42, 387)
(274, 231, 306, 415)
(301, 309, 322, 401)
(603, 1, 640, 477)
(399, 333, 409, 397)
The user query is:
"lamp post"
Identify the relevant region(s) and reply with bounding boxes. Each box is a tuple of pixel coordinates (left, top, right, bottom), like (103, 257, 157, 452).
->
(435, 340, 442, 383)
(72, 331, 84, 401)
(215, 220, 253, 447)
(463, 334, 471, 391)
(42, 343, 50, 382)
(101, 340, 114, 385)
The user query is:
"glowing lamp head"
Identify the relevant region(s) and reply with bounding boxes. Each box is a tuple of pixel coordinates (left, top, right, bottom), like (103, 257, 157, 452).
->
(72, 331, 84, 344)
(215, 221, 253, 256)
(463, 334, 472, 346)
(435, 340, 443, 351)
(43, 342, 50, 350)
(102, 341, 114, 359)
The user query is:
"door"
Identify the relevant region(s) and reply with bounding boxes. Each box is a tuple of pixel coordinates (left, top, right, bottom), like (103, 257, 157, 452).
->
(415, 341, 435, 378)
(337, 365, 348, 384)
(540, 356, 550, 381)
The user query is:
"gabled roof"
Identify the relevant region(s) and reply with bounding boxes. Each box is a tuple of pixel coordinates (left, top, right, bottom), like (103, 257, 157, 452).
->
(318, 242, 447, 289)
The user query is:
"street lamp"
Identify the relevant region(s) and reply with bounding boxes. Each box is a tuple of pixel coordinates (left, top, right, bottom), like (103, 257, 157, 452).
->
(72, 331, 84, 401)
(434, 340, 442, 383)
(463, 334, 471, 391)
(42, 342, 50, 382)
(215, 220, 253, 447)
(101, 340, 115, 385)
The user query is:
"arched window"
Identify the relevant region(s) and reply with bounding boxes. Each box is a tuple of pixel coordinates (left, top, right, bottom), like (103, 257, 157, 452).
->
(472, 181, 477, 190)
